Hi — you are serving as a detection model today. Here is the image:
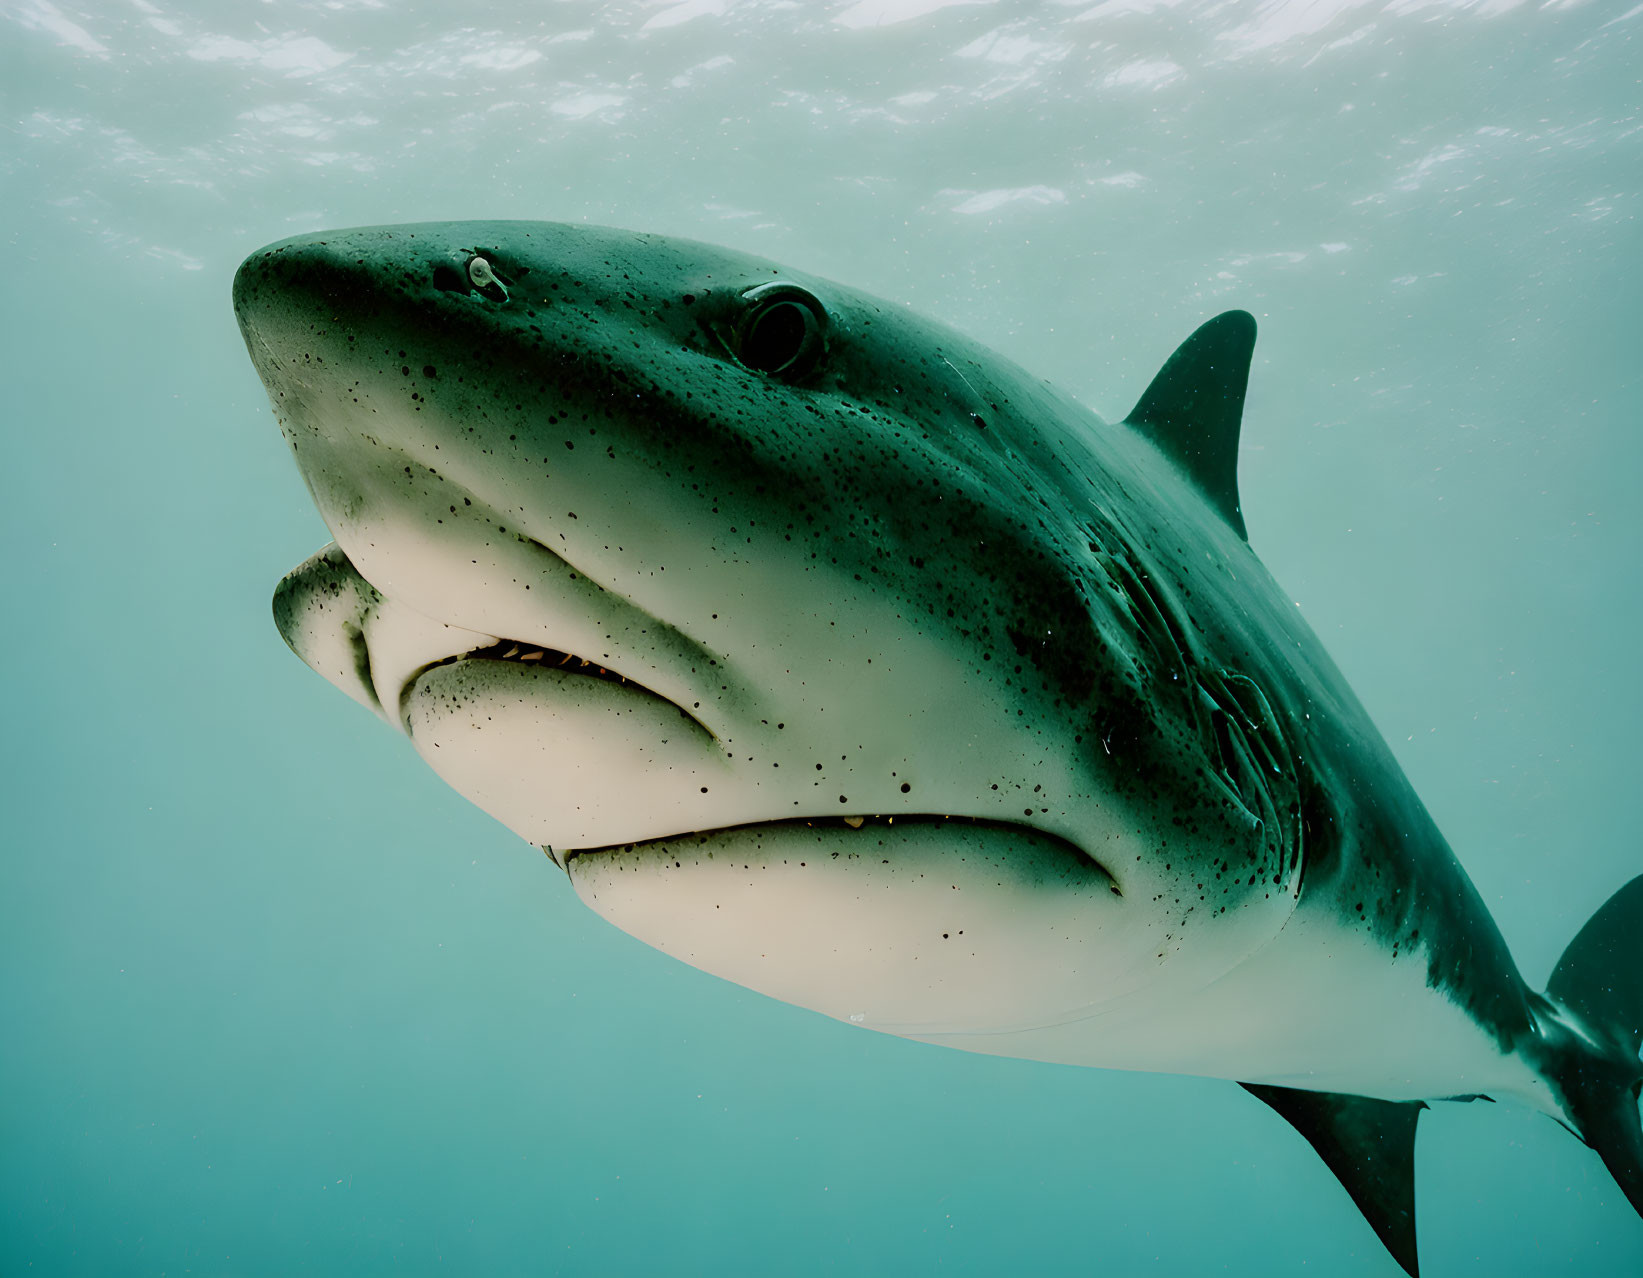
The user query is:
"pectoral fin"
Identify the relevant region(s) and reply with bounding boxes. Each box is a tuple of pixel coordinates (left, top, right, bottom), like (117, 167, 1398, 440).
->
(1241, 1082, 1426, 1277)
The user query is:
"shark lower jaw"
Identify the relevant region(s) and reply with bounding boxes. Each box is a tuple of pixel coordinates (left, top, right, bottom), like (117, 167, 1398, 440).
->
(562, 815, 1130, 1037)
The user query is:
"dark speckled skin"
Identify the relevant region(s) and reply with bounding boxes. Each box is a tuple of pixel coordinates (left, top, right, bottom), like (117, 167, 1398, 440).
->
(234, 220, 1535, 1055)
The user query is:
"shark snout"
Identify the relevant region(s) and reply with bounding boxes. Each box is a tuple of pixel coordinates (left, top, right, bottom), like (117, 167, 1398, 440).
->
(233, 228, 448, 387)
(232, 233, 345, 350)
(232, 236, 360, 421)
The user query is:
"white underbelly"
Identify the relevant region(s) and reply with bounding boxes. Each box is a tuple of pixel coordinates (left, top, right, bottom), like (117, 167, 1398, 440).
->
(910, 903, 1554, 1110)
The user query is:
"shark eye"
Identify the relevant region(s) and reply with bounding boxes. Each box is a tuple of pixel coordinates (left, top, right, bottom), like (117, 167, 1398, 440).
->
(735, 282, 828, 378)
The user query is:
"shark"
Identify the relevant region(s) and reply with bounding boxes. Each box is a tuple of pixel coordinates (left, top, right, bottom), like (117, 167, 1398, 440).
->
(234, 220, 1641, 1275)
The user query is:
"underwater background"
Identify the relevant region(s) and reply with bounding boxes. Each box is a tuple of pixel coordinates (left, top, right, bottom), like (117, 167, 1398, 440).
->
(2, 1, 1639, 1274)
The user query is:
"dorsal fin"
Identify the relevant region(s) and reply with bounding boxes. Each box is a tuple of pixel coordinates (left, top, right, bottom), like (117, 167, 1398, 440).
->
(1124, 310, 1255, 540)
(1242, 1082, 1426, 1277)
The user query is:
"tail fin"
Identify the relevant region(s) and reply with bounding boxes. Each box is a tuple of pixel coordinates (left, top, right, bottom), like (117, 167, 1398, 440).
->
(1545, 875, 1643, 1218)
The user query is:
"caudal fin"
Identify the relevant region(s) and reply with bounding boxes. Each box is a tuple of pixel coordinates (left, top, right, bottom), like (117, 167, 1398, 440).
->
(1545, 875, 1643, 1218)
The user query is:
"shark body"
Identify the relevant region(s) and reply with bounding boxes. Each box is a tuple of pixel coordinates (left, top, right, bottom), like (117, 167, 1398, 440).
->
(234, 222, 1642, 1274)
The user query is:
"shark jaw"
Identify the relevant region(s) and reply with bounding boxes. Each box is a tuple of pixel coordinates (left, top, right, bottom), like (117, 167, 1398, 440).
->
(271, 537, 1141, 1039)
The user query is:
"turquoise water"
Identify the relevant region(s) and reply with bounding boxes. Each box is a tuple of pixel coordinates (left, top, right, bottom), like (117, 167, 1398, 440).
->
(3, 2, 1640, 1274)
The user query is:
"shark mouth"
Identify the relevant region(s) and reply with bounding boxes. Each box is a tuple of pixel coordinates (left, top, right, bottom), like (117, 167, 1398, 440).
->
(274, 541, 1121, 898)
(396, 623, 1119, 891)
(276, 539, 1138, 1045)
(559, 812, 1120, 891)
(401, 637, 677, 728)
(430, 639, 634, 683)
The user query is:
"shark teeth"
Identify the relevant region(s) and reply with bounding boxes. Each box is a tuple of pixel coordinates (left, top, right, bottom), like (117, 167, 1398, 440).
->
(432, 637, 635, 687)
(398, 628, 718, 743)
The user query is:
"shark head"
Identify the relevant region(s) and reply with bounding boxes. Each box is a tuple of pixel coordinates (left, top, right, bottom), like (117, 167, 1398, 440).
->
(236, 221, 1300, 1046)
